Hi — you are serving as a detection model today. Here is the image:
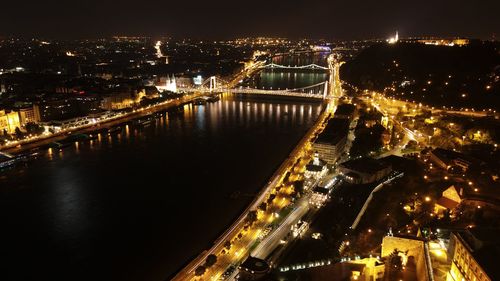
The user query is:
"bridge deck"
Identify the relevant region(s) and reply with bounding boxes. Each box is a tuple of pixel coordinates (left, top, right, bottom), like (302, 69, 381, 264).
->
(260, 63, 329, 70)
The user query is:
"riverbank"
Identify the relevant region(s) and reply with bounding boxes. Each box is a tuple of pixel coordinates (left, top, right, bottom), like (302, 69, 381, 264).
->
(0, 93, 204, 155)
(0, 94, 325, 281)
(172, 97, 335, 280)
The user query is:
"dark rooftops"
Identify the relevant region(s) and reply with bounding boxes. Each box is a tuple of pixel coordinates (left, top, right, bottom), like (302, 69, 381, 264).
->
(313, 186, 330, 195)
(431, 148, 475, 164)
(379, 155, 418, 173)
(316, 118, 349, 145)
(436, 197, 459, 209)
(339, 157, 391, 174)
(239, 256, 270, 273)
(334, 103, 355, 118)
(306, 157, 327, 172)
(306, 164, 324, 172)
(456, 228, 500, 280)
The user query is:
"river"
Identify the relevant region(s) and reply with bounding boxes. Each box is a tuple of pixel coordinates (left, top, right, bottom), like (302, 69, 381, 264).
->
(0, 54, 329, 281)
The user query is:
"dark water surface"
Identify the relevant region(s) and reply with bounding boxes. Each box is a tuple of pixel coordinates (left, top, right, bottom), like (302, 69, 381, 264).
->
(0, 94, 323, 281)
(245, 52, 330, 90)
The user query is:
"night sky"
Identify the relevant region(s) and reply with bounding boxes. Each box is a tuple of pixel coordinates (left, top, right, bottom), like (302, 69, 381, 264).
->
(2, 0, 499, 39)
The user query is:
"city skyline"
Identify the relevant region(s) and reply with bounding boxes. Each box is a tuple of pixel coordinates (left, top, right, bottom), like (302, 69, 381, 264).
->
(1, 1, 500, 280)
(1, 0, 500, 40)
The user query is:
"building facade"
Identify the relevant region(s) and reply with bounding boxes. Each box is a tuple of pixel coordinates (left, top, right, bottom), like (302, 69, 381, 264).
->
(100, 89, 148, 111)
(447, 232, 494, 281)
(338, 158, 392, 184)
(0, 110, 21, 134)
(17, 105, 41, 125)
(304, 152, 328, 180)
(312, 137, 347, 165)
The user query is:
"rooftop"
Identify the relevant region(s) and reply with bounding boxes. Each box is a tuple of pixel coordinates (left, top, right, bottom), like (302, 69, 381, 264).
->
(313, 186, 330, 195)
(430, 148, 474, 164)
(339, 157, 391, 174)
(316, 118, 349, 145)
(457, 228, 500, 281)
(239, 256, 270, 273)
(436, 197, 459, 210)
(334, 103, 355, 117)
(306, 164, 324, 172)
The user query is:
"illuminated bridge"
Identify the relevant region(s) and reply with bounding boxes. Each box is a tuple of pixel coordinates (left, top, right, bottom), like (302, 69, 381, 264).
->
(271, 47, 353, 57)
(259, 63, 329, 71)
(177, 76, 330, 100)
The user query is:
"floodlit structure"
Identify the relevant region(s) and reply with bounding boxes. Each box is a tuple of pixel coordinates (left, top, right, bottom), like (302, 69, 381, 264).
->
(0, 110, 21, 134)
(381, 235, 431, 281)
(304, 152, 328, 180)
(447, 230, 499, 281)
(434, 185, 463, 218)
(310, 186, 330, 207)
(17, 105, 41, 125)
(291, 220, 309, 238)
(418, 38, 469, 46)
(155, 75, 177, 93)
(387, 31, 399, 44)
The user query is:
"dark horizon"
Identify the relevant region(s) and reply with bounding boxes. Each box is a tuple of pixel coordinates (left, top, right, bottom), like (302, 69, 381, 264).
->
(1, 0, 499, 40)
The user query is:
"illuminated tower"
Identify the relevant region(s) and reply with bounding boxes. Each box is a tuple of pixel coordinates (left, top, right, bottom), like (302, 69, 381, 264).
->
(387, 31, 399, 44)
(155, 74, 177, 93)
(166, 75, 177, 93)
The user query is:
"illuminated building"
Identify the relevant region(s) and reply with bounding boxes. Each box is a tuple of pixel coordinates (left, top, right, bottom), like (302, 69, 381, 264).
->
(312, 118, 349, 165)
(16, 105, 41, 125)
(100, 89, 146, 110)
(277, 257, 384, 281)
(291, 220, 309, 238)
(447, 230, 500, 281)
(154, 41, 163, 58)
(387, 31, 399, 44)
(434, 185, 462, 218)
(380, 116, 390, 129)
(418, 38, 469, 46)
(348, 258, 385, 281)
(310, 186, 330, 207)
(381, 235, 431, 281)
(304, 152, 328, 180)
(154, 40, 169, 64)
(155, 75, 177, 93)
(0, 110, 21, 134)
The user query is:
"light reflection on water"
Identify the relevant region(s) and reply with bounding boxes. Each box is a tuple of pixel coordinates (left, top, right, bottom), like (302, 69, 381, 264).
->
(0, 60, 327, 281)
(42, 95, 324, 165)
(244, 52, 330, 90)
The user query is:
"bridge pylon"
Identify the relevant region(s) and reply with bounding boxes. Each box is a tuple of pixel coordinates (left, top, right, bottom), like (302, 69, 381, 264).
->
(323, 81, 328, 99)
(209, 76, 217, 92)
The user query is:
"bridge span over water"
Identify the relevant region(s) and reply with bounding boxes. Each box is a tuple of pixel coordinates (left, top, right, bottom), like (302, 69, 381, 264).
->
(177, 76, 330, 100)
(176, 59, 343, 100)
